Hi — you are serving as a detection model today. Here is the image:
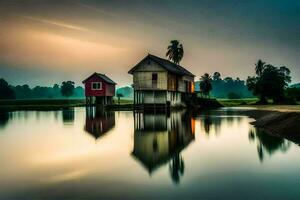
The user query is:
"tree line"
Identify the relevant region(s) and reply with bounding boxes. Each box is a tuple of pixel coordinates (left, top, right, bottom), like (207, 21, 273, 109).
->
(195, 72, 253, 99)
(198, 60, 300, 103)
(1, 39, 299, 104)
(0, 79, 84, 99)
(164, 40, 299, 103)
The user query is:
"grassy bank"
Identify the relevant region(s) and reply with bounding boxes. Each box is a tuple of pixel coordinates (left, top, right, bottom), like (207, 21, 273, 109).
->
(0, 98, 134, 112)
(1, 98, 299, 112)
(218, 98, 259, 106)
(218, 98, 300, 112)
(0, 99, 86, 111)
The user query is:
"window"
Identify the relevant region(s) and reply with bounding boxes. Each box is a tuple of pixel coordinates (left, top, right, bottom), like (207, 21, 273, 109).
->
(152, 73, 157, 81)
(92, 82, 102, 90)
(152, 73, 158, 88)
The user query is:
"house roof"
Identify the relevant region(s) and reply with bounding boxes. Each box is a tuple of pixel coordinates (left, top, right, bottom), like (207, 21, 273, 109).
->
(128, 54, 195, 77)
(82, 72, 117, 85)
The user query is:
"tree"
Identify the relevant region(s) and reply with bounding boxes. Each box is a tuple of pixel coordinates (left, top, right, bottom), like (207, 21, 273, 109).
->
(286, 87, 300, 101)
(255, 59, 266, 76)
(246, 63, 292, 104)
(166, 40, 184, 65)
(212, 72, 221, 81)
(199, 73, 212, 97)
(227, 92, 241, 99)
(116, 93, 124, 105)
(60, 81, 75, 98)
(0, 78, 15, 99)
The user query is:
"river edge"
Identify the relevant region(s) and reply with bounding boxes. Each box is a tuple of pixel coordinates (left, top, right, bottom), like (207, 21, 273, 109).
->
(1, 101, 300, 144)
(238, 109, 300, 144)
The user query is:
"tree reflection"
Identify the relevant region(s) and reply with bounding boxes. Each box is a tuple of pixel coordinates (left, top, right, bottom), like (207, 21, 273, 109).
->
(62, 108, 75, 124)
(84, 106, 115, 140)
(169, 153, 184, 184)
(203, 115, 212, 135)
(249, 128, 291, 162)
(0, 112, 10, 129)
(199, 114, 222, 136)
(132, 111, 194, 184)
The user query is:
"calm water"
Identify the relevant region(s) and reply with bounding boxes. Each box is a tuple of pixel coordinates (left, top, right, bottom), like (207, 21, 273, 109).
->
(0, 107, 300, 200)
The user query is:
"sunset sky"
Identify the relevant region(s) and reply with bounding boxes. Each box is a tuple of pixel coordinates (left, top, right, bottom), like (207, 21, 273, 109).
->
(0, 0, 299, 87)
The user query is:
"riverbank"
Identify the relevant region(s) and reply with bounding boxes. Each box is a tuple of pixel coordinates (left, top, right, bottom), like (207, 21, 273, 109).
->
(0, 99, 86, 111)
(0, 99, 135, 112)
(240, 109, 300, 144)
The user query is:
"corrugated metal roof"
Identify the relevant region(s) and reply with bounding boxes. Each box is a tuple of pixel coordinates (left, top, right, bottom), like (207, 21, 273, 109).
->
(128, 54, 195, 77)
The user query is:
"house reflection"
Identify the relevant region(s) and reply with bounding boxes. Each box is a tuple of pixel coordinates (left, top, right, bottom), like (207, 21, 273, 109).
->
(249, 128, 291, 162)
(84, 106, 115, 140)
(62, 108, 75, 124)
(132, 111, 195, 184)
(0, 112, 11, 129)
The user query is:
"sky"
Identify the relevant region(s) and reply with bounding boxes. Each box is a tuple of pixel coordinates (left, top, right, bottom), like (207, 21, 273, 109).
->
(0, 0, 299, 87)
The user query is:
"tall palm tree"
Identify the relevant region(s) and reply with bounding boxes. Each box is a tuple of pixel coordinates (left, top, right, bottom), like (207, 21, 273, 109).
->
(166, 40, 184, 65)
(255, 59, 266, 76)
(199, 73, 212, 97)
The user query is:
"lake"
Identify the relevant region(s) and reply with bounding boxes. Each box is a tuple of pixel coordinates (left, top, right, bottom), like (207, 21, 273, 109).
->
(0, 107, 300, 200)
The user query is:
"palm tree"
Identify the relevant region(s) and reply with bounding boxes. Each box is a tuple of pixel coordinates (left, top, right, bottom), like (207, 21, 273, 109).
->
(166, 40, 184, 65)
(255, 59, 266, 76)
(199, 73, 212, 97)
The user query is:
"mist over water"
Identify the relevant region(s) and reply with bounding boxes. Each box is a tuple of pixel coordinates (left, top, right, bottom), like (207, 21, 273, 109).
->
(0, 108, 300, 199)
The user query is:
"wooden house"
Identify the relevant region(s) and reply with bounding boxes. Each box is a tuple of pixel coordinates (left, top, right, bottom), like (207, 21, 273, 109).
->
(128, 54, 195, 108)
(82, 72, 116, 105)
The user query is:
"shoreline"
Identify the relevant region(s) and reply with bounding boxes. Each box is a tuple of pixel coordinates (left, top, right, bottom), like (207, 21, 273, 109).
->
(238, 109, 300, 144)
(1, 99, 300, 144)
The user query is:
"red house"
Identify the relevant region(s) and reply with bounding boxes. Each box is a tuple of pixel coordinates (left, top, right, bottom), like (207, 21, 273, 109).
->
(82, 72, 116, 105)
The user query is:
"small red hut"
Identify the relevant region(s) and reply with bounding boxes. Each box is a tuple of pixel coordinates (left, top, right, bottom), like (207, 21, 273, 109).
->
(82, 72, 116, 105)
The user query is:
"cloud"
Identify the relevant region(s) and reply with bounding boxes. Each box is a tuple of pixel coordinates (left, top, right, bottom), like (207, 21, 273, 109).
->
(21, 15, 92, 32)
(76, 2, 118, 18)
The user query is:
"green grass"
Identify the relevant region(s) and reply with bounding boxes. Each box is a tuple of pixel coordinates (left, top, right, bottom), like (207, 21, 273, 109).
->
(0, 98, 134, 112)
(218, 98, 300, 112)
(0, 99, 86, 111)
(218, 98, 259, 107)
(244, 104, 300, 112)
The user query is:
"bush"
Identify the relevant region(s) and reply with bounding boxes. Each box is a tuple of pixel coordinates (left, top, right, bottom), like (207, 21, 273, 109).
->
(227, 92, 242, 99)
(286, 87, 300, 101)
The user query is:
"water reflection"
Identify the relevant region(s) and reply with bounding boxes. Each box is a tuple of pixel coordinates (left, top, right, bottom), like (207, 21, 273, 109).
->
(132, 111, 195, 184)
(62, 108, 75, 124)
(198, 110, 244, 137)
(84, 106, 115, 140)
(0, 112, 10, 129)
(249, 128, 291, 162)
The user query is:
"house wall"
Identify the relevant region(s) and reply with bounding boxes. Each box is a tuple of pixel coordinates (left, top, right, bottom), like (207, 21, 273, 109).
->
(177, 75, 194, 93)
(132, 59, 168, 90)
(84, 75, 115, 97)
(131, 58, 194, 94)
(134, 90, 183, 106)
(105, 84, 115, 96)
(135, 90, 167, 104)
(130, 57, 195, 106)
(166, 91, 182, 106)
